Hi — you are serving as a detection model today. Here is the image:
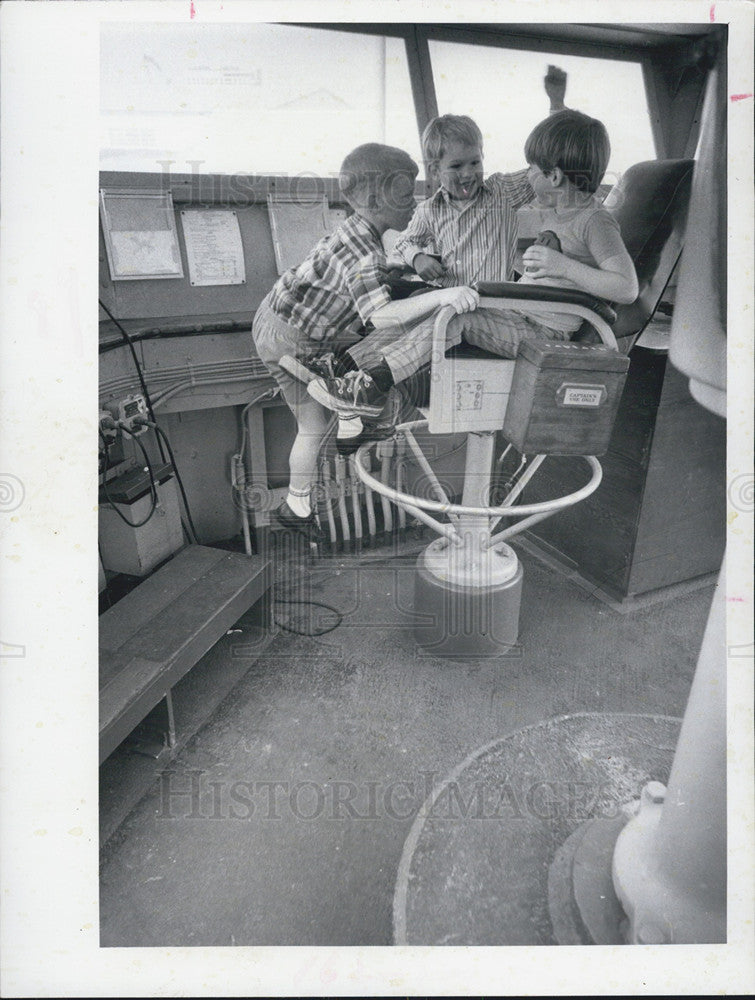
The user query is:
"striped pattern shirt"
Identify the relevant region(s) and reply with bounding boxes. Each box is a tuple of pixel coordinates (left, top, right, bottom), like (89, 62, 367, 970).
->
(268, 213, 392, 342)
(392, 169, 534, 287)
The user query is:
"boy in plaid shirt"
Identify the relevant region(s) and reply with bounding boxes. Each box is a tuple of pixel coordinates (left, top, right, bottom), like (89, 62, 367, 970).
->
(253, 143, 479, 535)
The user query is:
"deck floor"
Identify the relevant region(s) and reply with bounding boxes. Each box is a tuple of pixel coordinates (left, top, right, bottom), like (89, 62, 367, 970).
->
(99, 535, 715, 946)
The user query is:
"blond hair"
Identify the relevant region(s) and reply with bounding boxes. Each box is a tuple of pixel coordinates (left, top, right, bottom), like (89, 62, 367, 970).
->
(421, 115, 483, 169)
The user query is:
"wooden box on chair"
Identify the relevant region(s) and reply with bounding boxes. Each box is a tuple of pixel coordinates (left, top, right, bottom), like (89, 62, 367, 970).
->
(502, 341, 630, 456)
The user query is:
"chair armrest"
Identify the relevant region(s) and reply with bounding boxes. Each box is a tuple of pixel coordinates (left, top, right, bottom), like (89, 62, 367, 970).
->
(475, 280, 617, 327)
(386, 273, 437, 301)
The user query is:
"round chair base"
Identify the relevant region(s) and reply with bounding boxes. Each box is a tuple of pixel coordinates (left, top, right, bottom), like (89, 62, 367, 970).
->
(414, 554, 523, 658)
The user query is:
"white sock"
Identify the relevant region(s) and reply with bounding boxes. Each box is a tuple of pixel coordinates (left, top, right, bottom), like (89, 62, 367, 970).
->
(286, 488, 311, 517)
(337, 415, 364, 438)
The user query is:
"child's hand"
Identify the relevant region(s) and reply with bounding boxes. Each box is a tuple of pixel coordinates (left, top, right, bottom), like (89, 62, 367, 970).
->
(413, 252, 446, 281)
(544, 65, 567, 110)
(437, 285, 479, 314)
(522, 244, 570, 280)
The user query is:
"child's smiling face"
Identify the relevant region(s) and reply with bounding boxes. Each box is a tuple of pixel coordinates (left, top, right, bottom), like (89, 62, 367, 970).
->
(434, 140, 484, 201)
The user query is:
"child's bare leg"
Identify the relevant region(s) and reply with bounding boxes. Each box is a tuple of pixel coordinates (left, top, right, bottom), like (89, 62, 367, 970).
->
(287, 397, 331, 515)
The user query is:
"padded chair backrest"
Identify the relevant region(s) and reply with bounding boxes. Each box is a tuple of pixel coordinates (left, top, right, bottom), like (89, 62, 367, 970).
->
(603, 159, 694, 348)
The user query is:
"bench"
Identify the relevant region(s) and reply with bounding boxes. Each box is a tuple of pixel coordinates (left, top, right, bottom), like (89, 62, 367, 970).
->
(99, 544, 271, 764)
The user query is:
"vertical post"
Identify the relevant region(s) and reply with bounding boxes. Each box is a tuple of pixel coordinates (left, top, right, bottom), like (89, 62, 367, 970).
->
(459, 432, 495, 579)
(612, 555, 726, 943)
(612, 55, 728, 943)
(404, 27, 438, 141)
(379, 34, 387, 143)
(641, 56, 669, 160)
(653, 553, 726, 908)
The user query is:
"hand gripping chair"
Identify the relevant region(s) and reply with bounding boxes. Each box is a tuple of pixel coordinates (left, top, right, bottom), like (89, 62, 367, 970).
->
(356, 160, 694, 657)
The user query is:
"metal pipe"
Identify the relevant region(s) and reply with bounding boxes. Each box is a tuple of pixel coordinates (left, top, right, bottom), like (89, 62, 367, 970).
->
(354, 447, 460, 543)
(487, 507, 564, 546)
(348, 456, 363, 545)
(495, 442, 513, 470)
(378, 440, 394, 535)
(319, 460, 338, 548)
(486, 456, 603, 547)
(362, 452, 377, 540)
(394, 434, 407, 531)
(394, 501, 460, 544)
(357, 430, 602, 520)
(232, 454, 253, 557)
(402, 425, 457, 514)
(499, 454, 545, 507)
(334, 454, 351, 544)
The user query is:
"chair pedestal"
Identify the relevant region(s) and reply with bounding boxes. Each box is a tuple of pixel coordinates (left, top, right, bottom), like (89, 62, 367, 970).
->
(414, 547, 523, 658)
(355, 417, 603, 659)
(413, 429, 522, 657)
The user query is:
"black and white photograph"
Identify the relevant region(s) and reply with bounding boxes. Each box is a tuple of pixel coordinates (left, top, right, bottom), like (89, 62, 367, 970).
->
(1, 0, 753, 995)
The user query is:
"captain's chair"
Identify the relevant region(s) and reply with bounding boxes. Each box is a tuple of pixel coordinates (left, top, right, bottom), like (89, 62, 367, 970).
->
(355, 159, 695, 657)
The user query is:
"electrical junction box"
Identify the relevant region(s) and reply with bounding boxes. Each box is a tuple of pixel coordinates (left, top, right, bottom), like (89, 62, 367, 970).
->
(109, 394, 148, 435)
(502, 341, 630, 456)
(99, 463, 183, 576)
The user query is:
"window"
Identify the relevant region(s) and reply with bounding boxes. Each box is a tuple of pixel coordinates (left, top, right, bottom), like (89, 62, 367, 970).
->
(100, 23, 422, 177)
(428, 40, 656, 183)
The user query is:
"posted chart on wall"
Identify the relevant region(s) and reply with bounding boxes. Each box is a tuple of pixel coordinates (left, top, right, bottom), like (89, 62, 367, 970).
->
(180, 209, 247, 287)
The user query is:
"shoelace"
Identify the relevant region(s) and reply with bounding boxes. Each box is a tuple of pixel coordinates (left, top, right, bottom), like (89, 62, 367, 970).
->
(342, 369, 374, 401)
(303, 353, 336, 377)
(318, 353, 337, 378)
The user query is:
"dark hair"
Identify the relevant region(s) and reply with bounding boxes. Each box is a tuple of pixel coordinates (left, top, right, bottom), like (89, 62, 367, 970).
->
(524, 110, 610, 193)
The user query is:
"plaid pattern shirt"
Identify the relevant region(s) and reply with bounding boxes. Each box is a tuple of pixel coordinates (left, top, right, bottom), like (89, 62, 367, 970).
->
(392, 169, 534, 286)
(267, 213, 392, 342)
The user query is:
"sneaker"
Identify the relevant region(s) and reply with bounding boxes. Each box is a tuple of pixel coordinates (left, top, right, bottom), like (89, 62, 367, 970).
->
(336, 388, 401, 455)
(279, 352, 340, 384)
(308, 369, 386, 419)
(274, 499, 319, 538)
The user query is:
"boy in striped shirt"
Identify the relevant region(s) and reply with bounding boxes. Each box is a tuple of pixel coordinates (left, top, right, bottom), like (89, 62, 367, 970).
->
(390, 114, 535, 289)
(394, 63, 568, 288)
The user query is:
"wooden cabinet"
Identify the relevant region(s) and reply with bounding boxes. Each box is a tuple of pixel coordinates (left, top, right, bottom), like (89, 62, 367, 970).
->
(518, 345, 726, 599)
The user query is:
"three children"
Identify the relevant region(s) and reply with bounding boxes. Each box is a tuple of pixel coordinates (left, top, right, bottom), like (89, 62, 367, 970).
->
(253, 79, 637, 537)
(307, 110, 637, 429)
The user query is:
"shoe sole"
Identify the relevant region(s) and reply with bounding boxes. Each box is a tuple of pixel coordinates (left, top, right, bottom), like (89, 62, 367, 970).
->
(308, 378, 384, 418)
(336, 424, 396, 455)
(274, 506, 319, 536)
(279, 354, 319, 384)
(335, 391, 401, 454)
